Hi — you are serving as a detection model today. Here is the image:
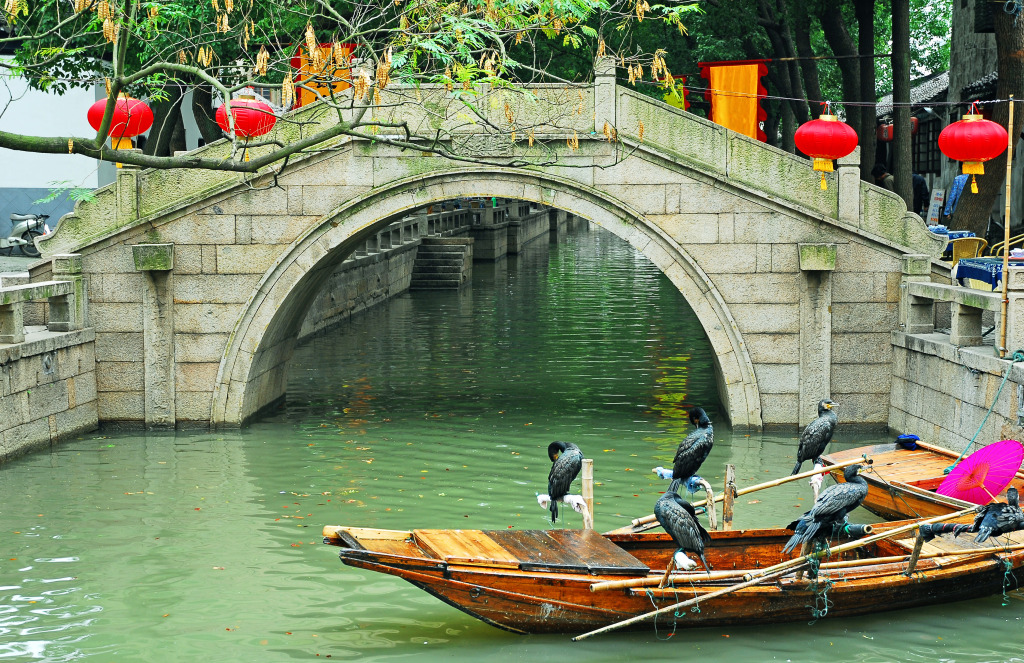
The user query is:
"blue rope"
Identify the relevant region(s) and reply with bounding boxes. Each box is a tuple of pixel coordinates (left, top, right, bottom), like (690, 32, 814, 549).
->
(944, 350, 1024, 475)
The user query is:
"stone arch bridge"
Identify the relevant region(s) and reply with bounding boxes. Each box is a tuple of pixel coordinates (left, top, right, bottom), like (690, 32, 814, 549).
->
(34, 74, 943, 429)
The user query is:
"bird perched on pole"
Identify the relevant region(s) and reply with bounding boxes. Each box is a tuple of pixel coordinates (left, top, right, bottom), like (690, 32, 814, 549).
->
(791, 399, 839, 475)
(783, 464, 868, 554)
(654, 478, 712, 573)
(672, 407, 714, 482)
(546, 441, 583, 524)
(972, 488, 1024, 543)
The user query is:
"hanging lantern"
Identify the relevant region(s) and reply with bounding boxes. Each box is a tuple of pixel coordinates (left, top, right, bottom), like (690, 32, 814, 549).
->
(876, 117, 919, 142)
(794, 109, 859, 190)
(87, 94, 154, 150)
(938, 102, 1008, 193)
(216, 93, 277, 161)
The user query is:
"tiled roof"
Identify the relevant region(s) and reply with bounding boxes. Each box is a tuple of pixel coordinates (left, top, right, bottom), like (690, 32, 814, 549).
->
(876, 71, 949, 116)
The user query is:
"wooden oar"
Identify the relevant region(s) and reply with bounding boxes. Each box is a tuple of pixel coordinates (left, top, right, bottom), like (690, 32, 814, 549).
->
(740, 506, 980, 582)
(625, 456, 868, 530)
(576, 507, 980, 641)
(572, 562, 810, 641)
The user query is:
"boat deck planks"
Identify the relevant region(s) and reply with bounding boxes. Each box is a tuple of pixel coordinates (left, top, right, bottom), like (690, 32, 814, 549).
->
(485, 529, 649, 575)
(414, 529, 520, 568)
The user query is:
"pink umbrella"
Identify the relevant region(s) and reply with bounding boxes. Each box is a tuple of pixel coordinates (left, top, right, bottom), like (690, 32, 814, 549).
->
(936, 439, 1024, 504)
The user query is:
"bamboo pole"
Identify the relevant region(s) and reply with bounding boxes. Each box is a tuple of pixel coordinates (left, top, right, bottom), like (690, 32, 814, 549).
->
(590, 538, 1024, 593)
(722, 464, 736, 531)
(629, 456, 870, 528)
(740, 506, 980, 582)
(573, 563, 810, 641)
(577, 508, 980, 641)
(1000, 95, 1015, 358)
(582, 458, 594, 530)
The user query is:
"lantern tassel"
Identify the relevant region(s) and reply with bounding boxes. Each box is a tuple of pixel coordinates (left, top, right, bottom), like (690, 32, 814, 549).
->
(971, 175, 978, 194)
(820, 172, 827, 190)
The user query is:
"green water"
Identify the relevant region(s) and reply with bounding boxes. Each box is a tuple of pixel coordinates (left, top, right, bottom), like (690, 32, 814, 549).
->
(2, 223, 1022, 662)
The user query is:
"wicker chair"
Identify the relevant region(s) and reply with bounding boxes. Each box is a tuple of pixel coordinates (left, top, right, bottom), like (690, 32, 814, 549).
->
(950, 237, 988, 265)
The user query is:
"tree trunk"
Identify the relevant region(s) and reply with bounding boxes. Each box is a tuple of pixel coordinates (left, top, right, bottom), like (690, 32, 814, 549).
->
(818, 3, 861, 143)
(192, 83, 223, 145)
(755, 0, 809, 149)
(854, 0, 877, 181)
(950, 11, 1024, 237)
(792, 6, 823, 119)
(891, 0, 913, 209)
(144, 84, 185, 158)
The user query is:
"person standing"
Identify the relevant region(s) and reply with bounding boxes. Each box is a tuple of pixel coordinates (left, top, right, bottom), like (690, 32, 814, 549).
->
(871, 163, 895, 192)
(912, 173, 930, 218)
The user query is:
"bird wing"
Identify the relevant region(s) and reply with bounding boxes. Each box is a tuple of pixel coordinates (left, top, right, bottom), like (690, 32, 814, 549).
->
(994, 505, 1024, 532)
(547, 449, 583, 498)
(797, 415, 835, 461)
(656, 498, 708, 553)
(673, 429, 713, 477)
(808, 481, 866, 520)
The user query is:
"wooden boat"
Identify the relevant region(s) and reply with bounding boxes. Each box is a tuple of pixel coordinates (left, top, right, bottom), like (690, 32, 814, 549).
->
(821, 440, 1024, 520)
(323, 519, 1024, 635)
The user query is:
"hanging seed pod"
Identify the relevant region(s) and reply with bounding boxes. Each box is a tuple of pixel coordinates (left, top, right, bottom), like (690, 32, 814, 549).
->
(444, 67, 453, 93)
(224, 0, 232, 13)
(102, 17, 118, 43)
(148, 4, 158, 19)
(282, 72, 295, 107)
(528, 128, 535, 147)
(68, 139, 74, 154)
(74, 0, 88, 13)
(305, 22, 317, 59)
(373, 87, 381, 106)
(515, 31, 523, 45)
(211, 0, 218, 10)
(178, 49, 187, 64)
(567, 130, 578, 151)
(504, 102, 514, 125)
(597, 38, 605, 58)
(96, 0, 109, 20)
(256, 45, 269, 76)
(104, 77, 111, 96)
(511, 130, 516, 143)
(638, 119, 644, 142)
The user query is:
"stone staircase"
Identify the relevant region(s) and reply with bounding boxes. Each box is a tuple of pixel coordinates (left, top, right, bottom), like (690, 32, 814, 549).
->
(409, 238, 473, 289)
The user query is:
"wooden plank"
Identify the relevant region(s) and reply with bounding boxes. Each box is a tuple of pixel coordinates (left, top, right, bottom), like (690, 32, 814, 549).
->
(545, 530, 650, 575)
(413, 529, 519, 568)
(486, 529, 593, 572)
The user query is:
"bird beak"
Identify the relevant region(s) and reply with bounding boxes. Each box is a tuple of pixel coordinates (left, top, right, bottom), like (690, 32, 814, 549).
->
(827, 402, 838, 410)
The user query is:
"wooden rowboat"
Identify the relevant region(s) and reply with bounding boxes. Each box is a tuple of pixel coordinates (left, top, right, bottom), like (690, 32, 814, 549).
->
(822, 440, 1024, 519)
(323, 520, 1024, 635)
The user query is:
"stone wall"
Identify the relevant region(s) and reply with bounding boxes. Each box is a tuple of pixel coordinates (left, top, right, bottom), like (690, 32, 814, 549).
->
(0, 328, 98, 463)
(298, 241, 418, 339)
(890, 332, 1024, 452)
(507, 207, 552, 254)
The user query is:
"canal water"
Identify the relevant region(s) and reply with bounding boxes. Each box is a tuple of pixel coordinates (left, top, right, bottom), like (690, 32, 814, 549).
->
(2, 222, 1021, 661)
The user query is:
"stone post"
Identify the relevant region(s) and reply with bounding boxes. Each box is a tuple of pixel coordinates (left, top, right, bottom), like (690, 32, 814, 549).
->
(115, 163, 140, 223)
(1003, 266, 1024, 353)
(798, 244, 836, 425)
(0, 300, 25, 344)
(49, 253, 87, 332)
(950, 301, 983, 347)
(837, 147, 861, 227)
(133, 243, 175, 428)
(899, 254, 933, 334)
(594, 56, 616, 134)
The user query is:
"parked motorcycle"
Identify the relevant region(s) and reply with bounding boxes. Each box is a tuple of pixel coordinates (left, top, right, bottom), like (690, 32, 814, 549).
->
(1, 213, 50, 258)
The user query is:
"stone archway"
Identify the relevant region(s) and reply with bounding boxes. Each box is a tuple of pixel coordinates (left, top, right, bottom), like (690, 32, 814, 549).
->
(211, 167, 763, 428)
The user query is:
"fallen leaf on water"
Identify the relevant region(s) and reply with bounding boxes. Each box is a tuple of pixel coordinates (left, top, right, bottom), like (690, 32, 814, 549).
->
(213, 567, 225, 570)
(747, 500, 761, 504)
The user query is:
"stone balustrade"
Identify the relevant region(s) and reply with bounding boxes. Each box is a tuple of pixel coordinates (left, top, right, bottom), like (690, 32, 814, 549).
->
(0, 254, 87, 343)
(899, 252, 1024, 353)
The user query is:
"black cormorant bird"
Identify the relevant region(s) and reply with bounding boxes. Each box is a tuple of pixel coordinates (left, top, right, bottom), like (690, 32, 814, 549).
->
(654, 478, 712, 573)
(791, 399, 839, 475)
(972, 488, 1024, 543)
(783, 464, 868, 554)
(547, 441, 583, 524)
(672, 407, 714, 482)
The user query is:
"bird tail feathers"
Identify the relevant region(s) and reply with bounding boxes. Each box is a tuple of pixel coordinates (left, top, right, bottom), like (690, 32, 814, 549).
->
(975, 527, 992, 543)
(790, 461, 803, 476)
(549, 500, 558, 524)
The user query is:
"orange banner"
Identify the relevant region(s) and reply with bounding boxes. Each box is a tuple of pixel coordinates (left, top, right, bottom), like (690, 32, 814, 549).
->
(290, 43, 355, 108)
(699, 60, 767, 142)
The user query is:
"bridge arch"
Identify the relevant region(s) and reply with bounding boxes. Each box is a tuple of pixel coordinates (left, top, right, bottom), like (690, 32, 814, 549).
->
(211, 167, 762, 428)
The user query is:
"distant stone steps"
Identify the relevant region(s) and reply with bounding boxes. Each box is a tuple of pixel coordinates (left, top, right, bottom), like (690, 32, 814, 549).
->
(410, 239, 473, 289)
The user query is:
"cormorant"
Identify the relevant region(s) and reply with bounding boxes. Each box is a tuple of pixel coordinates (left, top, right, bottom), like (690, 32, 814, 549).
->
(972, 488, 1024, 543)
(783, 464, 868, 554)
(547, 441, 583, 524)
(791, 399, 839, 475)
(672, 407, 714, 482)
(654, 478, 712, 573)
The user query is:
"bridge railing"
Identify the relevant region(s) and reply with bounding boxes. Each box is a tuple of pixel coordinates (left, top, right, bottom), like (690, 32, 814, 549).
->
(0, 254, 87, 344)
(899, 253, 1024, 353)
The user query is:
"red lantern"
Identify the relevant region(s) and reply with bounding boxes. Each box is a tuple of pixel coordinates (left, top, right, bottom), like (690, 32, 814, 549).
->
(87, 95, 154, 149)
(876, 117, 919, 142)
(794, 112, 859, 190)
(216, 95, 277, 139)
(938, 103, 1008, 194)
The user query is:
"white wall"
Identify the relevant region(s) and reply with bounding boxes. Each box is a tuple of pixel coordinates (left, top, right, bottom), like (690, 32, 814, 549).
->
(0, 58, 101, 189)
